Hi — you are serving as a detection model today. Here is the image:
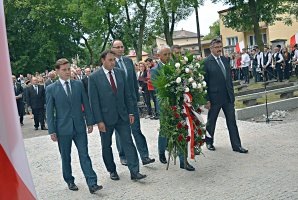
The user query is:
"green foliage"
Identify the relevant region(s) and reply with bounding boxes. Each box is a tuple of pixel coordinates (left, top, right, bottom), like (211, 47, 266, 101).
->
(203, 20, 220, 40)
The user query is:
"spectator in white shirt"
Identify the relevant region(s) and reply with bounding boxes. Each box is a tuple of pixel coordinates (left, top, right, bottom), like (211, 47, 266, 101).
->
(273, 47, 284, 82)
(241, 48, 251, 84)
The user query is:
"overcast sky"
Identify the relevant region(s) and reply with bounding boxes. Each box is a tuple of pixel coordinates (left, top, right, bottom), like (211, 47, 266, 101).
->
(176, 0, 230, 36)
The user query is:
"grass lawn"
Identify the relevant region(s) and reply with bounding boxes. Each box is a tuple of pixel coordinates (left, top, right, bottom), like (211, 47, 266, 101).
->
(235, 91, 298, 109)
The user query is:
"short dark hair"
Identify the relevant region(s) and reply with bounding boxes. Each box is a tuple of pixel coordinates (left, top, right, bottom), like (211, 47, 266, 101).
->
(255, 46, 259, 49)
(242, 48, 246, 51)
(55, 58, 70, 69)
(252, 49, 256, 52)
(294, 44, 298, 48)
(100, 50, 115, 60)
(170, 45, 181, 52)
(210, 38, 222, 48)
(264, 46, 269, 49)
(276, 45, 281, 48)
(145, 58, 153, 62)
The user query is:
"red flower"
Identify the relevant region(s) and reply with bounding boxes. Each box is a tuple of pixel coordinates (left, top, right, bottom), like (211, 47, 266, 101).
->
(181, 106, 184, 109)
(190, 115, 195, 120)
(197, 108, 202, 113)
(171, 106, 177, 111)
(202, 138, 206, 143)
(178, 135, 183, 141)
(197, 129, 202, 135)
(184, 124, 189, 130)
(174, 113, 180, 118)
(194, 141, 198, 146)
(186, 136, 190, 142)
(177, 122, 182, 129)
(199, 141, 203, 146)
(195, 120, 200, 126)
(183, 113, 187, 118)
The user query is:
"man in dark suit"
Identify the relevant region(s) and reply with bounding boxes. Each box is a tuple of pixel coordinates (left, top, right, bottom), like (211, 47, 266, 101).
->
(111, 40, 155, 167)
(151, 44, 195, 171)
(202, 38, 248, 153)
(12, 75, 24, 126)
(46, 58, 102, 194)
(89, 50, 146, 181)
(76, 67, 86, 81)
(44, 71, 56, 88)
(26, 77, 47, 130)
(82, 68, 91, 98)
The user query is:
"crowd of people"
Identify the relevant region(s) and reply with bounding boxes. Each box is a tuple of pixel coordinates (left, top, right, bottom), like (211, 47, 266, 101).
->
(12, 39, 298, 194)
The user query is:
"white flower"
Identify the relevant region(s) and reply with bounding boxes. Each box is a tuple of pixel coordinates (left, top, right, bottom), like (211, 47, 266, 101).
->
(188, 64, 193, 69)
(192, 82, 197, 88)
(196, 63, 200, 67)
(197, 83, 202, 88)
(176, 77, 181, 83)
(185, 87, 189, 92)
(185, 68, 190, 73)
(202, 81, 206, 87)
(184, 57, 188, 61)
(188, 77, 194, 82)
(175, 63, 180, 68)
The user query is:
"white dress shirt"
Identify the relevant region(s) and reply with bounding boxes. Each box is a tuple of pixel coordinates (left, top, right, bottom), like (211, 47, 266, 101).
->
(241, 53, 250, 67)
(257, 51, 263, 66)
(263, 52, 272, 67)
(103, 67, 117, 88)
(59, 78, 72, 96)
(211, 53, 225, 69)
(294, 49, 298, 59)
(273, 52, 284, 63)
(33, 84, 38, 95)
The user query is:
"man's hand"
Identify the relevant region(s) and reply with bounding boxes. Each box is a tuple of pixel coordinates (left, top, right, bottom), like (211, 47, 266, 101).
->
(44, 104, 46, 107)
(129, 115, 134, 124)
(15, 96, 19, 100)
(139, 87, 142, 92)
(28, 106, 31, 109)
(51, 133, 58, 142)
(204, 102, 211, 110)
(97, 122, 106, 132)
(19, 94, 22, 98)
(87, 126, 93, 134)
(263, 65, 267, 69)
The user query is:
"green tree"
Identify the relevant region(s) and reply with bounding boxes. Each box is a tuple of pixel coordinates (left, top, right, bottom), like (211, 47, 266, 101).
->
(203, 20, 220, 40)
(213, 0, 289, 51)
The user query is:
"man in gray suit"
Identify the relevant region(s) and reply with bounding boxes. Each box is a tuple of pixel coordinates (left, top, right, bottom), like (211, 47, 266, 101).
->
(88, 50, 147, 181)
(111, 40, 155, 167)
(46, 58, 102, 194)
(151, 44, 195, 171)
(44, 71, 56, 88)
(202, 39, 248, 153)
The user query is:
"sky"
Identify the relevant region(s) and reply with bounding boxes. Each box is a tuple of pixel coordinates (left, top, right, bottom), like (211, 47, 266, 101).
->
(176, 0, 230, 36)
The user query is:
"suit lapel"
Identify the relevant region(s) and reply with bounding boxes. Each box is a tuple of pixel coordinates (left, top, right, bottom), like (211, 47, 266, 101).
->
(57, 80, 71, 104)
(99, 68, 116, 97)
(70, 79, 75, 105)
(210, 56, 226, 80)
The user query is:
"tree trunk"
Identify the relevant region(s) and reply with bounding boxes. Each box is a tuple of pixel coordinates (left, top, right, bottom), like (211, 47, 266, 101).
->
(135, 1, 147, 62)
(98, 32, 110, 66)
(249, 0, 264, 52)
(194, 4, 202, 57)
(158, 0, 173, 46)
(82, 36, 94, 66)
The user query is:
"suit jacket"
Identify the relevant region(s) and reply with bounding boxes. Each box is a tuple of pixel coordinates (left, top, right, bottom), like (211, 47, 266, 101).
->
(114, 57, 140, 105)
(76, 74, 86, 81)
(88, 67, 134, 126)
(150, 62, 164, 114)
(26, 85, 46, 109)
(202, 55, 235, 105)
(14, 82, 24, 104)
(82, 76, 89, 98)
(138, 70, 148, 89)
(46, 79, 94, 135)
(44, 79, 54, 88)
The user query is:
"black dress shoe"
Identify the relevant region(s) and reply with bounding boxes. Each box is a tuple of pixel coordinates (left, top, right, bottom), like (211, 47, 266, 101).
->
(68, 183, 78, 191)
(233, 147, 248, 153)
(41, 126, 48, 130)
(110, 171, 120, 180)
(142, 157, 155, 165)
(89, 184, 103, 194)
(180, 162, 195, 171)
(120, 158, 128, 166)
(159, 153, 167, 164)
(20, 123, 24, 126)
(207, 144, 216, 151)
(131, 172, 146, 180)
(35, 127, 38, 131)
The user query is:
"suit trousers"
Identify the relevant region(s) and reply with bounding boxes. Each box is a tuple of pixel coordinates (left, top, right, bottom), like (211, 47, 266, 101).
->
(242, 67, 249, 83)
(115, 105, 149, 160)
(206, 101, 242, 150)
(32, 108, 44, 128)
(276, 64, 283, 81)
(149, 90, 157, 115)
(16, 101, 24, 123)
(57, 126, 97, 187)
(264, 67, 273, 81)
(143, 88, 152, 115)
(101, 115, 139, 174)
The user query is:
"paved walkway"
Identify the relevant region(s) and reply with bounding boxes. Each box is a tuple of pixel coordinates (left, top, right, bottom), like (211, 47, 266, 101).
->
(23, 115, 298, 199)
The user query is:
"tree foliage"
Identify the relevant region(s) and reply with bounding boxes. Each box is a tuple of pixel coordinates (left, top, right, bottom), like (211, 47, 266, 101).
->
(203, 20, 220, 40)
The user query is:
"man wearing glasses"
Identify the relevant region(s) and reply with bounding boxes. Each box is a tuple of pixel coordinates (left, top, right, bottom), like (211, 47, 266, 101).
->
(111, 40, 155, 167)
(202, 38, 248, 154)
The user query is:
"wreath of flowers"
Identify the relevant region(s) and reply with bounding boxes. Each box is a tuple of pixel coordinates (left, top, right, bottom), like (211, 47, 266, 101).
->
(152, 51, 208, 169)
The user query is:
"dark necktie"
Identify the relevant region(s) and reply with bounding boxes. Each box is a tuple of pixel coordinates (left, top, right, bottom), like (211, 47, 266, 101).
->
(118, 60, 127, 77)
(109, 71, 117, 95)
(34, 86, 38, 95)
(217, 57, 226, 79)
(65, 81, 72, 102)
(14, 84, 17, 94)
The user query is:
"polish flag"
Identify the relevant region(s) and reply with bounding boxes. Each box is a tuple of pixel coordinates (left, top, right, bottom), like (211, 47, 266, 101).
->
(236, 41, 244, 53)
(0, 1, 37, 199)
(290, 33, 298, 51)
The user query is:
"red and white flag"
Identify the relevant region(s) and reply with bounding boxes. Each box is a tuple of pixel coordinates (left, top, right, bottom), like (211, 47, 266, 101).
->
(0, 1, 37, 199)
(290, 33, 298, 51)
(236, 41, 244, 53)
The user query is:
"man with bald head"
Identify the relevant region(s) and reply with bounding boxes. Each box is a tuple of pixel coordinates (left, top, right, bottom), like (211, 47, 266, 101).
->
(26, 77, 47, 130)
(82, 68, 91, 98)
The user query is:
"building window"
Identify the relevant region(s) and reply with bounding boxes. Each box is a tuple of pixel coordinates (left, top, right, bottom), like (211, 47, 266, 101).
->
(226, 37, 238, 46)
(247, 33, 267, 47)
(192, 46, 195, 50)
